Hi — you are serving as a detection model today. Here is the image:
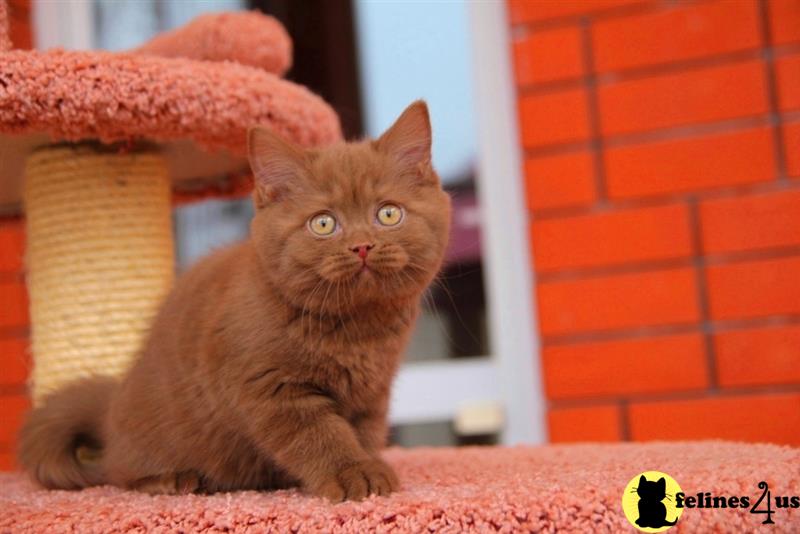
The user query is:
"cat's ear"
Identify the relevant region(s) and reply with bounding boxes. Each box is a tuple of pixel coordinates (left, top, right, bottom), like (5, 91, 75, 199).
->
(248, 126, 307, 208)
(639, 475, 647, 486)
(657, 478, 666, 491)
(376, 100, 434, 179)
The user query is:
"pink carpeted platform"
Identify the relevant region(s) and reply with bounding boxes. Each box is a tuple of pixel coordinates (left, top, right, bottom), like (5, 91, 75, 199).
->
(1, 442, 798, 532)
(0, 0, 342, 208)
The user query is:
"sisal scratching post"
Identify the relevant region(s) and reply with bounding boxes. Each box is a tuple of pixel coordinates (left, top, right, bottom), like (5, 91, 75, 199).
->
(23, 145, 175, 404)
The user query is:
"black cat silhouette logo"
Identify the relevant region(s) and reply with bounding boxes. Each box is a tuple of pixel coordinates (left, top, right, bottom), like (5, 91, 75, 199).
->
(622, 471, 683, 532)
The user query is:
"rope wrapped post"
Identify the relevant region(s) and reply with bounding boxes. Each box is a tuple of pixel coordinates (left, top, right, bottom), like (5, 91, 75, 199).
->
(23, 145, 175, 404)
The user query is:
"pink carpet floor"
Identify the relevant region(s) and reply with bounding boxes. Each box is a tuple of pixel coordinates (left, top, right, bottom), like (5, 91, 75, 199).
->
(1, 442, 799, 533)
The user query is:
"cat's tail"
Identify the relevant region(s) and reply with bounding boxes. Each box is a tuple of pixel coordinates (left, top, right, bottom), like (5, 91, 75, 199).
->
(19, 376, 117, 489)
(664, 519, 678, 526)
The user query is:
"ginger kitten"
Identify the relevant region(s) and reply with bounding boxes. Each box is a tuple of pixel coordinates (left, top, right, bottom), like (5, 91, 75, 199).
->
(19, 101, 451, 501)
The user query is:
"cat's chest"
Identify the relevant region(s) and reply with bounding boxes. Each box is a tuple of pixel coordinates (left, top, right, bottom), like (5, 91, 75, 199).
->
(290, 302, 416, 358)
(311, 337, 403, 412)
(280, 301, 417, 410)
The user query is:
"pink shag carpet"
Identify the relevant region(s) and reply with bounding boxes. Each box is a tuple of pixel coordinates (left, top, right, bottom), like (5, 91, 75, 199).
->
(1, 442, 799, 533)
(0, 0, 340, 155)
(134, 11, 292, 75)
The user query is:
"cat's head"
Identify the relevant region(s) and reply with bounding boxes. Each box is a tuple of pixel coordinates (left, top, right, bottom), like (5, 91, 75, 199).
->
(247, 101, 451, 311)
(637, 475, 667, 501)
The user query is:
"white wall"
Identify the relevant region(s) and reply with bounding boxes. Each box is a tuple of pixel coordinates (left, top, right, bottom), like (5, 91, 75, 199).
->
(354, 0, 477, 184)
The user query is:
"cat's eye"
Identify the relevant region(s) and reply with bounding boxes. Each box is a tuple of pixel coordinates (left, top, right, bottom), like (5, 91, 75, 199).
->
(308, 213, 337, 236)
(376, 204, 403, 226)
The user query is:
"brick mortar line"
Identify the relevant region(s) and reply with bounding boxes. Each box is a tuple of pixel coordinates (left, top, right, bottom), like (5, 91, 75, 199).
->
(509, 0, 683, 35)
(602, 114, 771, 147)
(529, 177, 800, 221)
(579, 17, 608, 203)
(541, 313, 800, 346)
(773, 44, 800, 62)
(543, 323, 701, 346)
(786, 109, 800, 123)
(703, 245, 800, 265)
(521, 113, 775, 157)
(0, 269, 26, 280)
(549, 383, 800, 409)
(515, 38, 800, 98)
(537, 257, 694, 282)
(758, 0, 789, 181)
(522, 109, 800, 161)
(0, 383, 27, 397)
(516, 76, 586, 97)
(688, 198, 719, 390)
(0, 326, 30, 339)
(535, 244, 800, 283)
(522, 140, 593, 159)
(516, 48, 766, 96)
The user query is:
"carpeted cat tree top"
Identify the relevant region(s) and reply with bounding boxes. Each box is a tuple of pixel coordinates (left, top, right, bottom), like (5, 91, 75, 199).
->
(3, 442, 799, 532)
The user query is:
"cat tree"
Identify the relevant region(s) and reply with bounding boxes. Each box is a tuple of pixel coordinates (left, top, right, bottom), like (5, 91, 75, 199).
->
(1, 2, 797, 531)
(0, 1, 341, 403)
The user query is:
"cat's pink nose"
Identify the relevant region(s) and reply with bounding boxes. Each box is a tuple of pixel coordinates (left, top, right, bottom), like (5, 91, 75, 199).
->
(350, 243, 374, 259)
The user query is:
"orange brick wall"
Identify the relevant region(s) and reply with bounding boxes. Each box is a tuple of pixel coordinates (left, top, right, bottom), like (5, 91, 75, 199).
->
(510, 0, 800, 445)
(0, 218, 30, 471)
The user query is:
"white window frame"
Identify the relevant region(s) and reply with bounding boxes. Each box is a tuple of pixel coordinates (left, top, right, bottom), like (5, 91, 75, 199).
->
(468, 0, 545, 445)
(392, 1, 545, 445)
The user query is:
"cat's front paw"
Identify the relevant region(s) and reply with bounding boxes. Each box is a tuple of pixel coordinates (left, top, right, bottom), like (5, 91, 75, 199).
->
(130, 470, 202, 495)
(312, 458, 399, 502)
